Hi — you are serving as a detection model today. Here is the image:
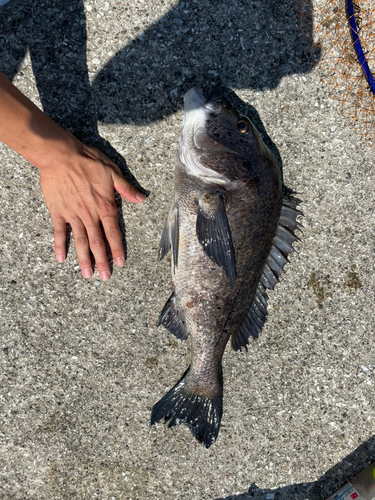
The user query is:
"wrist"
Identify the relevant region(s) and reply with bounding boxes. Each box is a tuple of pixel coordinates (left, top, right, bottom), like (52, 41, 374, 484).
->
(30, 127, 83, 172)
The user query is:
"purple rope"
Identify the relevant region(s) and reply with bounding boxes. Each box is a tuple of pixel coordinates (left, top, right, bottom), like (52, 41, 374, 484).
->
(346, 0, 375, 94)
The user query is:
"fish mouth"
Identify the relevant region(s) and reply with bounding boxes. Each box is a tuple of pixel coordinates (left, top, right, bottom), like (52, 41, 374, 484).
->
(183, 87, 206, 115)
(181, 87, 232, 155)
(179, 87, 237, 183)
(204, 87, 223, 114)
(181, 87, 223, 144)
(183, 87, 223, 119)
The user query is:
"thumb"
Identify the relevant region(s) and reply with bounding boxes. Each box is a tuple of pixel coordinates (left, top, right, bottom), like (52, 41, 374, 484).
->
(113, 174, 146, 204)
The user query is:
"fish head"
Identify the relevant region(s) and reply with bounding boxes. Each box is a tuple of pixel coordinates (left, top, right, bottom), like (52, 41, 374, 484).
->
(182, 87, 252, 152)
(180, 87, 271, 184)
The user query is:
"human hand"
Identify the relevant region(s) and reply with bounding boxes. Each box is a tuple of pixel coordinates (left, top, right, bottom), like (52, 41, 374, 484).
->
(0, 70, 145, 280)
(39, 141, 146, 280)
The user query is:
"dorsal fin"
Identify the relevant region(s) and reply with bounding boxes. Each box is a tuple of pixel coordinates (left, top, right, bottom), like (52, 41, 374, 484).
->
(231, 196, 302, 351)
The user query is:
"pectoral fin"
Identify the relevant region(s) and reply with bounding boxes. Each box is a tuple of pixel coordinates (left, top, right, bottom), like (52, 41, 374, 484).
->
(196, 193, 236, 287)
(158, 206, 179, 272)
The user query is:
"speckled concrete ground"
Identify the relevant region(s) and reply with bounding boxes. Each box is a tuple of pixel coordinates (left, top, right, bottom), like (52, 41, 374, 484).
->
(0, 0, 374, 499)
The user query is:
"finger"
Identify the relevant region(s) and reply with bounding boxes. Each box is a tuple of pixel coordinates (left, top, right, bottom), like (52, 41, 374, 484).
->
(85, 224, 111, 281)
(70, 219, 93, 279)
(101, 214, 125, 267)
(113, 175, 146, 204)
(53, 217, 67, 263)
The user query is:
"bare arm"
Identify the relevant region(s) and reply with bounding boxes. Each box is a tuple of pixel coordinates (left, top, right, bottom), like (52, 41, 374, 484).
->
(0, 70, 145, 280)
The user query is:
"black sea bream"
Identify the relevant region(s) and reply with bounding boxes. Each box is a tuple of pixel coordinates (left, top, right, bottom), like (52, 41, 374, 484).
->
(151, 87, 302, 448)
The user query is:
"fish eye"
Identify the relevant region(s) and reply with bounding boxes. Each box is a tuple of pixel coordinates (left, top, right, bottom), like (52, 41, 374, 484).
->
(237, 118, 249, 134)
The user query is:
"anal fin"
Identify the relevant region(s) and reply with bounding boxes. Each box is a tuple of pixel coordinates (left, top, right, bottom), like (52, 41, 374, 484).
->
(157, 292, 188, 340)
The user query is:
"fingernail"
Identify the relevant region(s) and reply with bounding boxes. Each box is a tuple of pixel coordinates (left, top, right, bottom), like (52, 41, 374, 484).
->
(115, 256, 125, 267)
(100, 271, 110, 281)
(82, 268, 92, 278)
(56, 254, 65, 263)
(135, 192, 146, 202)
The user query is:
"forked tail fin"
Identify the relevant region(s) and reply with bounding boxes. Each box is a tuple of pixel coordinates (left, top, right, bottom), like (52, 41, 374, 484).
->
(150, 367, 223, 448)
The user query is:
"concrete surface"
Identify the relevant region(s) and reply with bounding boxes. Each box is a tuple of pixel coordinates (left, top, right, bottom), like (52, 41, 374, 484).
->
(0, 0, 374, 499)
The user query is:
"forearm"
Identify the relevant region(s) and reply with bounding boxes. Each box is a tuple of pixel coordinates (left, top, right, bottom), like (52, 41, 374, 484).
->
(0, 70, 81, 170)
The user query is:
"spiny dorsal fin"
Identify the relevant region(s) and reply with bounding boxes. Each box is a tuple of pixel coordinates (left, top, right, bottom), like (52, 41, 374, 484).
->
(157, 292, 188, 340)
(158, 205, 179, 272)
(196, 192, 236, 287)
(231, 196, 302, 351)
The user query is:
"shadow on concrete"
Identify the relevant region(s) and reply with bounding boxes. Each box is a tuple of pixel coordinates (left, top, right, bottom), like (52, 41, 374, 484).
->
(215, 434, 375, 500)
(91, 0, 317, 124)
(0, 0, 316, 142)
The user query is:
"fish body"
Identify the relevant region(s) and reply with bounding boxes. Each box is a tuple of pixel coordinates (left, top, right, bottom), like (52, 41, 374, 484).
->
(151, 87, 301, 447)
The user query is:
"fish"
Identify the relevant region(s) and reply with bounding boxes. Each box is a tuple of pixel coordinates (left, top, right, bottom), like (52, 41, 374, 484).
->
(151, 87, 302, 448)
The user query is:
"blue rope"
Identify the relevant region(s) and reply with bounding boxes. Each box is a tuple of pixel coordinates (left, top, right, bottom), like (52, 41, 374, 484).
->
(346, 0, 375, 94)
